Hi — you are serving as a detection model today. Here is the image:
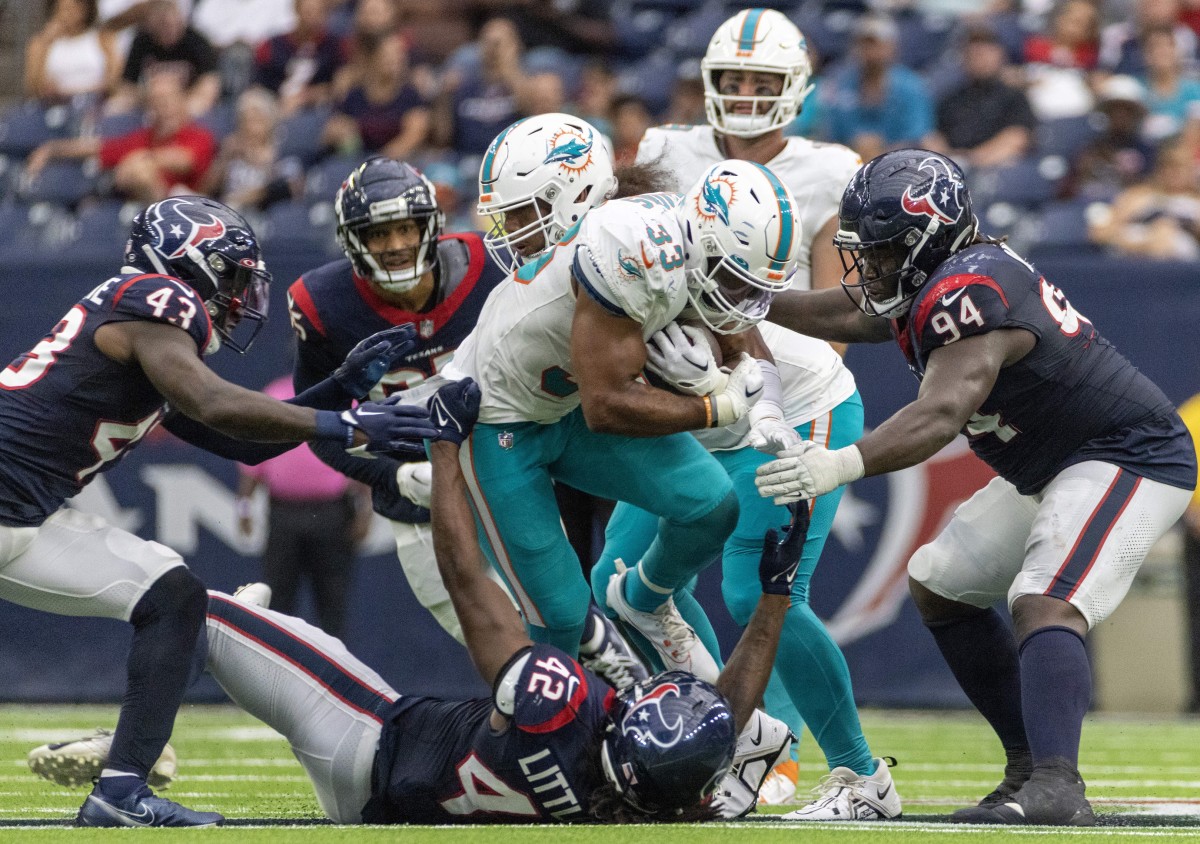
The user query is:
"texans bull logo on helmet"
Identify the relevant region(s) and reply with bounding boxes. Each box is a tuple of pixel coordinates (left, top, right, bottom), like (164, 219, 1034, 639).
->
(900, 156, 966, 227)
(143, 197, 231, 260)
(620, 683, 685, 749)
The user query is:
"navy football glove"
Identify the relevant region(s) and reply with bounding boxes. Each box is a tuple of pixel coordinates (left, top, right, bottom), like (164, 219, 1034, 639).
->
(340, 400, 439, 456)
(426, 378, 481, 445)
(333, 323, 418, 399)
(759, 502, 809, 596)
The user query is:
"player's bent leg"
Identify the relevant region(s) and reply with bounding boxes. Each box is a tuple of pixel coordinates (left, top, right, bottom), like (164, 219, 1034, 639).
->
(204, 590, 397, 823)
(960, 464, 1195, 826)
(462, 420, 592, 653)
(393, 520, 466, 644)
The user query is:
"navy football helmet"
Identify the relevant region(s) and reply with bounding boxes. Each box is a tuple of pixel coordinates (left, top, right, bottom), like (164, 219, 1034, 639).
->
(335, 157, 444, 294)
(834, 149, 977, 318)
(599, 671, 737, 814)
(125, 196, 270, 354)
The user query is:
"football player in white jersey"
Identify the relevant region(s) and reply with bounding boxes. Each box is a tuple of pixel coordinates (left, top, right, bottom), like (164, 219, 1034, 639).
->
(452, 113, 804, 817)
(632, 8, 897, 818)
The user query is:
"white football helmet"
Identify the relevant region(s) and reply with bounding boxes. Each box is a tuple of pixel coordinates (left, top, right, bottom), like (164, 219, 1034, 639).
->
(678, 160, 801, 334)
(477, 113, 618, 272)
(702, 8, 814, 139)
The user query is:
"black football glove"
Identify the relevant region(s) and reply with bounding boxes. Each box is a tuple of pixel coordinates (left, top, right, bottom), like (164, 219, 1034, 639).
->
(759, 502, 810, 596)
(425, 378, 481, 446)
(333, 323, 418, 399)
(340, 400, 439, 456)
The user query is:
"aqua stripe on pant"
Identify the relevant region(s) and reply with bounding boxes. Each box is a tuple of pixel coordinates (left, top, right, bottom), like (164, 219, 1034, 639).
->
(460, 406, 735, 656)
(597, 392, 875, 775)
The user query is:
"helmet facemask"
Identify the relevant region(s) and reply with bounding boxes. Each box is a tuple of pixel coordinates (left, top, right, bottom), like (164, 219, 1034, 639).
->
(342, 205, 443, 294)
(480, 194, 561, 274)
(686, 254, 780, 335)
(703, 64, 812, 139)
(201, 251, 271, 354)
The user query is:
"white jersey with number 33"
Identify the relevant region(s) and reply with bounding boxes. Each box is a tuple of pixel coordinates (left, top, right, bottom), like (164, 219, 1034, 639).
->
(447, 195, 692, 425)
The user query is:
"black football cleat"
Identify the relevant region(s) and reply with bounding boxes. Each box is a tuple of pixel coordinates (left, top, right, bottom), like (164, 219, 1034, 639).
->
(950, 759, 1095, 826)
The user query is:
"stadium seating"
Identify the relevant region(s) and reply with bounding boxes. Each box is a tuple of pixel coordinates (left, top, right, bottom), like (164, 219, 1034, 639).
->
(0, 103, 71, 158)
(1036, 114, 1103, 160)
(276, 107, 331, 165)
(18, 160, 98, 208)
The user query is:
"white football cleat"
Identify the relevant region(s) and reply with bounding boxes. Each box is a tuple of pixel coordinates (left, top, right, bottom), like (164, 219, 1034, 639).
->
(28, 729, 177, 789)
(783, 757, 902, 821)
(604, 566, 719, 682)
(758, 759, 800, 806)
(713, 709, 795, 818)
(232, 582, 272, 608)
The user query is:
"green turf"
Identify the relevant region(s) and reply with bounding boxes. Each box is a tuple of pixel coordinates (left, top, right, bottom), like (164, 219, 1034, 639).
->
(3, 705, 1200, 841)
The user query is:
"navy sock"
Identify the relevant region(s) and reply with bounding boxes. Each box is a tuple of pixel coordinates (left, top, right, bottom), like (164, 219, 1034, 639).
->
(1019, 626, 1091, 770)
(96, 773, 143, 799)
(927, 608, 1029, 761)
(107, 568, 207, 779)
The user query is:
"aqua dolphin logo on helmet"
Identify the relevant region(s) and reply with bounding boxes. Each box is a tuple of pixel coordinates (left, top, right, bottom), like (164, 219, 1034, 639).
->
(146, 198, 230, 260)
(696, 173, 735, 226)
(543, 127, 594, 174)
(900, 156, 964, 226)
(621, 683, 685, 749)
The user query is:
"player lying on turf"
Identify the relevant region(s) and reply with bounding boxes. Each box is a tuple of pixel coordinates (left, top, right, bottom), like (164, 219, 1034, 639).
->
(33, 378, 806, 823)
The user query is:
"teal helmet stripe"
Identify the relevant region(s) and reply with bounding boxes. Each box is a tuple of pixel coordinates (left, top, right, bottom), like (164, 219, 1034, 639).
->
(480, 118, 528, 188)
(750, 162, 795, 271)
(737, 8, 766, 53)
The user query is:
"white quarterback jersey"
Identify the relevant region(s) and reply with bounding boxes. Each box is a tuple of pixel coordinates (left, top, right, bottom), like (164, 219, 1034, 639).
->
(635, 125, 862, 292)
(447, 194, 692, 425)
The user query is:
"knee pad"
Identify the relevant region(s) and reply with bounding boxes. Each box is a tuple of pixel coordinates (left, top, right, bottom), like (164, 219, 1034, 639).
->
(132, 566, 206, 628)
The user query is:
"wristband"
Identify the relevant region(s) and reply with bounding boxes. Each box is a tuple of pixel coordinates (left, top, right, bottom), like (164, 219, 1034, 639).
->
(702, 395, 714, 428)
(314, 410, 354, 446)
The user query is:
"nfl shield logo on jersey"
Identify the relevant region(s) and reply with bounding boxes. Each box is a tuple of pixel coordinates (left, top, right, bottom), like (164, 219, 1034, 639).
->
(498, 431, 514, 450)
(419, 319, 435, 339)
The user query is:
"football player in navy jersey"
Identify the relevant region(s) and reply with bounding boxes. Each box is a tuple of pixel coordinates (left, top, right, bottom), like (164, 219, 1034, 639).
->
(285, 157, 518, 647)
(754, 150, 1198, 825)
(191, 379, 808, 823)
(0, 196, 438, 828)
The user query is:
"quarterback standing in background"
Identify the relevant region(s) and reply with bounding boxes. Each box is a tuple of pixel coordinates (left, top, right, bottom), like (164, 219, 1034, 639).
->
(634, 7, 891, 815)
(0, 197, 436, 827)
(757, 149, 1197, 826)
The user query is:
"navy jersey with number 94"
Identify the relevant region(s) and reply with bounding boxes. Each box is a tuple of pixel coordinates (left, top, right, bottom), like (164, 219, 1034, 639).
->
(893, 243, 1195, 494)
(0, 272, 212, 526)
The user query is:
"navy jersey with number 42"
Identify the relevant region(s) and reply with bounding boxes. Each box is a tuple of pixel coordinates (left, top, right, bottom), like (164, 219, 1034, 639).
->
(363, 643, 614, 824)
(893, 243, 1196, 494)
(0, 273, 212, 526)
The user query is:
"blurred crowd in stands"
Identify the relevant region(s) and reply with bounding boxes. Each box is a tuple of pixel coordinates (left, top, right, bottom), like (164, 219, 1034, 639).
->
(5, 0, 1200, 263)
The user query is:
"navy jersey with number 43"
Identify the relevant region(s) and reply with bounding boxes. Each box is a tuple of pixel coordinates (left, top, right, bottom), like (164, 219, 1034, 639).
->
(0, 273, 212, 526)
(363, 643, 614, 824)
(893, 242, 1196, 494)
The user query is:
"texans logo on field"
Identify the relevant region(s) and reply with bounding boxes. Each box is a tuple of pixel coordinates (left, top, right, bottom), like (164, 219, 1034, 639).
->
(900, 156, 965, 227)
(145, 198, 228, 260)
(819, 437, 995, 646)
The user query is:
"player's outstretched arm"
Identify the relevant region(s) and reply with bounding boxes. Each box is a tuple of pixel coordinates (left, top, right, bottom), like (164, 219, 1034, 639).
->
(767, 287, 891, 344)
(716, 503, 809, 732)
(427, 380, 531, 686)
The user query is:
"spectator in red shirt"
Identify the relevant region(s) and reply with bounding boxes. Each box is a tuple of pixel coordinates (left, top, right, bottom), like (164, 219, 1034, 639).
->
(1024, 0, 1100, 70)
(25, 71, 216, 203)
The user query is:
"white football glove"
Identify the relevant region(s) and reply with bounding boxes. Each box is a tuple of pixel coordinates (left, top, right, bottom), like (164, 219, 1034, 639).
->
(396, 461, 433, 509)
(747, 417, 803, 456)
(755, 442, 864, 504)
(710, 353, 764, 428)
(645, 322, 725, 396)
